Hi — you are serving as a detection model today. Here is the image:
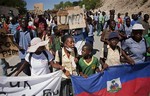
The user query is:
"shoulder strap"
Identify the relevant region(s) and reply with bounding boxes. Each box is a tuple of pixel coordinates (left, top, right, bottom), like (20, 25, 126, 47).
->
(116, 46, 121, 54)
(74, 47, 78, 57)
(144, 37, 148, 61)
(103, 44, 121, 60)
(58, 49, 62, 65)
(29, 29, 34, 40)
(43, 50, 49, 62)
(103, 43, 108, 60)
(58, 48, 77, 65)
(43, 50, 54, 72)
(121, 24, 125, 33)
(29, 53, 33, 65)
(15, 30, 20, 44)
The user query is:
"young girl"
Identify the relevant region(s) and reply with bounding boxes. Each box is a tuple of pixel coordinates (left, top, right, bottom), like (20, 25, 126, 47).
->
(54, 35, 78, 96)
(78, 44, 100, 78)
(100, 32, 135, 70)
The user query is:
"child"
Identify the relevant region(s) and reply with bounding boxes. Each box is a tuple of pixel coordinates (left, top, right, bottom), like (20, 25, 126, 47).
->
(78, 44, 100, 78)
(100, 32, 135, 70)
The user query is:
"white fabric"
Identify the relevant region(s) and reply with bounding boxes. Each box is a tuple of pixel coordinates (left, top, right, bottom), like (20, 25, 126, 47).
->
(75, 40, 85, 55)
(28, 21, 33, 26)
(88, 24, 94, 36)
(25, 50, 54, 76)
(0, 71, 62, 96)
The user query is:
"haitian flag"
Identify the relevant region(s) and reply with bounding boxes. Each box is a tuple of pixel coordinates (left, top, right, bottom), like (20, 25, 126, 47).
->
(71, 62, 150, 96)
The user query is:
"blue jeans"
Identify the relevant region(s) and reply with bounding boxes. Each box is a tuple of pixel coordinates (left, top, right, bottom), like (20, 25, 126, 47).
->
(0, 59, 9, 76)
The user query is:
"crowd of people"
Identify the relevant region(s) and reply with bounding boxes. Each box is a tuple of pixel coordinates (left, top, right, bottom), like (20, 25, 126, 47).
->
(0, 9, 150, 96)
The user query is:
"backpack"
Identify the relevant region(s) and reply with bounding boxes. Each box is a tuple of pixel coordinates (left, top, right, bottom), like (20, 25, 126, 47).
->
(25, 50, 52, 76)
(15, 29, 34, 44)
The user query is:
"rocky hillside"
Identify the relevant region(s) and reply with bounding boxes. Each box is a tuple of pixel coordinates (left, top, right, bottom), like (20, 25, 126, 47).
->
(97, 0, 150, 15)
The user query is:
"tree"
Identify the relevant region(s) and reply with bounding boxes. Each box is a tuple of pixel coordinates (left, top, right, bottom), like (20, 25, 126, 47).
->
(54, 1, 64, 10)
(53, 0, 103, 10)
(0, 0, 27, 14)
(80, 0, 103, 10)
(64, 1, 73, 8)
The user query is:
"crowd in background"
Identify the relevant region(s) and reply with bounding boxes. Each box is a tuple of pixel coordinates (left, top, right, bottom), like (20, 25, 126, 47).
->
(0, 9, 150, 96)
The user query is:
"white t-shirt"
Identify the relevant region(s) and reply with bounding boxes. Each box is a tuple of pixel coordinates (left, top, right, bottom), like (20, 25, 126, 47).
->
(88, 24, 94, 37)
(25, 50, 54, 76)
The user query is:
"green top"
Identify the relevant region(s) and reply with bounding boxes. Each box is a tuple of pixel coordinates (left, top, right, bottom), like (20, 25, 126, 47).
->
(144, 34, 150, 56)
(79, 56, 99, 76)
(49, 36, 61, 52)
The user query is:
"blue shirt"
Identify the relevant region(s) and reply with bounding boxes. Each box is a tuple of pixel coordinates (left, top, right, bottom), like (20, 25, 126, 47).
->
(9, 23, 19, 35)
(18, 30, 36, 59)
(124, 24, 132, 37)
(131, 20, 139, 26)
(122, 38, 149, 63)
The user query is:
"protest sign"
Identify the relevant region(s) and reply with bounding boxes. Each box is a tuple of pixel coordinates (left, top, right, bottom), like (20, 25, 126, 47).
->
(57, 10, 69, 30)
(0, 30, 18, 58)
(0, 70, 62, 96)
(68, 8, 86, 29)
(57, 7, 86, 30)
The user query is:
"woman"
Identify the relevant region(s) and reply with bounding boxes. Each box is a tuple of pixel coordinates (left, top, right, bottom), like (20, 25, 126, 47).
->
(15, 37, 69, 76)
(122, 24, 150, 63)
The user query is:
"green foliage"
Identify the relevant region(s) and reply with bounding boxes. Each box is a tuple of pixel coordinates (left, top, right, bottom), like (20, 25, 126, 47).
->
(54, 1, 73, 10)
(0, 0, 27, 14)
(54, 0, 103, 10)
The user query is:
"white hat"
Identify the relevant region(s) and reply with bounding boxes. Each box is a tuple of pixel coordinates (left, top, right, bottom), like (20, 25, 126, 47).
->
(132, 24, 145, 30)
(27, 37, 49, 52)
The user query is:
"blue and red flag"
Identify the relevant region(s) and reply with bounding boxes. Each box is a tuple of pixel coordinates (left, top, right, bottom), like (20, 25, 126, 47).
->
(71, 62, 150, 96)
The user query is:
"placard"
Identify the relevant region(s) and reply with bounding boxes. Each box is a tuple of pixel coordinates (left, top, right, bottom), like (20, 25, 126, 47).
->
(0, 32, 18, 58)
(57, 7, 86, 30)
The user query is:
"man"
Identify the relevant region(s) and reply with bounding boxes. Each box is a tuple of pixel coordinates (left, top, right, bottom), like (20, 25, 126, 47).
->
(14, 17, 36, 76)
(140, 14, 149, 36)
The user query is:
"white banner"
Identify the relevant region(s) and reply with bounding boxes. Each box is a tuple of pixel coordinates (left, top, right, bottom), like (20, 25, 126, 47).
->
(0, 71, 62, 96)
